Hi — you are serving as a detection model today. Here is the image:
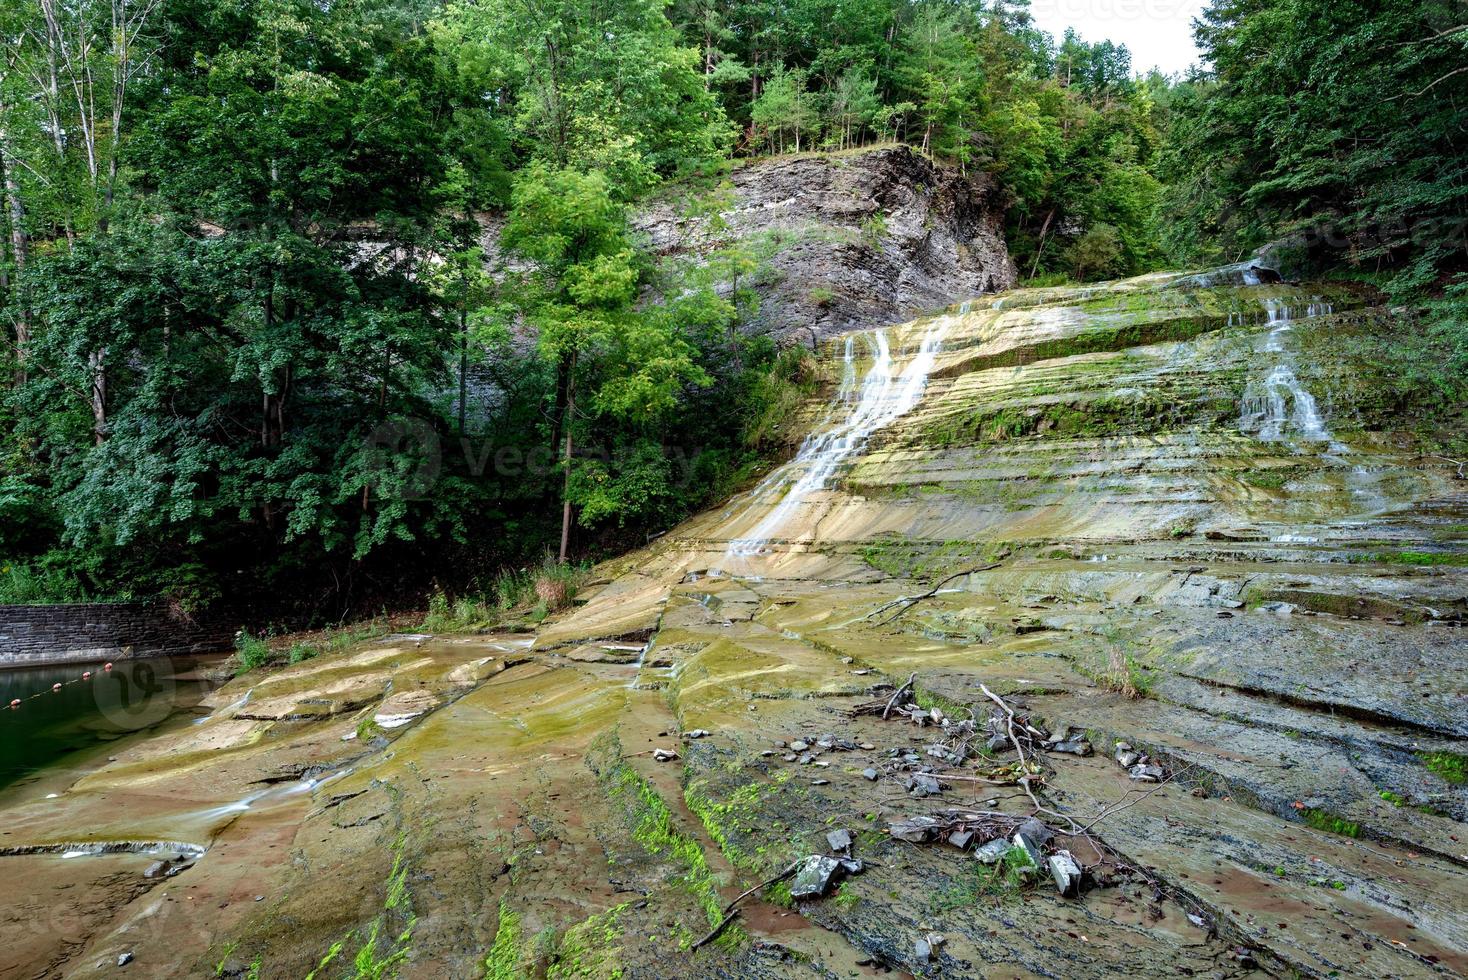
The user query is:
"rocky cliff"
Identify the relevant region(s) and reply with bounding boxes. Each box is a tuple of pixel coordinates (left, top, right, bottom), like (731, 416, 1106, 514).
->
(633, 146, 1016, 342)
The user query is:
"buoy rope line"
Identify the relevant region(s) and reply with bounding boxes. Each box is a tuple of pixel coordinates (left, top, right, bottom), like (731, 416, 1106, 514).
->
(5, 662, 114, 711)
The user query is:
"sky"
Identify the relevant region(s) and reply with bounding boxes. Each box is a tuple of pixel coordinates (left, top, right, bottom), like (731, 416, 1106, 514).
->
(1027, 0, 1209, 77)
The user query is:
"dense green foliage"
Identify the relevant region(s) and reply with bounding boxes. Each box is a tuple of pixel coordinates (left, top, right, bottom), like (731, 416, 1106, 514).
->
(1158, 0, 1468, 380)
(0, 0, 1457, 619)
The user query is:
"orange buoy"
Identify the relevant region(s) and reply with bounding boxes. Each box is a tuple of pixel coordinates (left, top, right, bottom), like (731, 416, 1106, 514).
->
(82, 671, 92, 680)
(8, 699, 18, 709)
(104, 662, 114, 670)
(52, 683, 62, 692)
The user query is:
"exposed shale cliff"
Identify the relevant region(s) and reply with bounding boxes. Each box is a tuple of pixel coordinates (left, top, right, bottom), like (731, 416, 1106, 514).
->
(633, 145, 1017, 342)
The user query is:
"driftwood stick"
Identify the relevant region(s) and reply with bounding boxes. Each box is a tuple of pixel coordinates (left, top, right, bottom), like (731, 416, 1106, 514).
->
(1073, 765, 1192, 836)
(690, 861, 800, 951)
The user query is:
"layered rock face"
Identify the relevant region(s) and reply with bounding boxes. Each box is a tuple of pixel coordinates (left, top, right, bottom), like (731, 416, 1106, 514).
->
(633, 146, 1017, 342)
(4, 267, 1465, 980)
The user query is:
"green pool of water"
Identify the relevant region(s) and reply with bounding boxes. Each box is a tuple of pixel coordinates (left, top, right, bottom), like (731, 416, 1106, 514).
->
(0, 656, 225, 789)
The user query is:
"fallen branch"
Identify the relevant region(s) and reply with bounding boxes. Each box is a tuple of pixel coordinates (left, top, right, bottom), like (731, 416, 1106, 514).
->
(690, 860, 800, 951)
(869, 563, 1002, 626)
(1426, 453, 1467, 479)
(978, 683, 1083, 834)
(883, 673, 917, 720)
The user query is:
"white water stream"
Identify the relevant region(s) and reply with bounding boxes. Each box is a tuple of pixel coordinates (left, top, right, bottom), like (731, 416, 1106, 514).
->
(1238, 296, 1392, 515)
(1240, 298, 1343, 449)
(721, 314, 955, 562)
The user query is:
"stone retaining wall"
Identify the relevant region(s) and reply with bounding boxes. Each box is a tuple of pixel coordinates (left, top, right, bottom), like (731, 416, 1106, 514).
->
(0, 602, 233, 668)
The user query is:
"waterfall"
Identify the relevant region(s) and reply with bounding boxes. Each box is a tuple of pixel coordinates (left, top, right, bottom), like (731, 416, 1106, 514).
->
(1240, 298, 1343, 449)
(723, 316, 953, 560)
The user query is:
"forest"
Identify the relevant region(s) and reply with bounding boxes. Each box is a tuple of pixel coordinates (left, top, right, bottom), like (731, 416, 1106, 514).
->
(0, 0, 1463, 622)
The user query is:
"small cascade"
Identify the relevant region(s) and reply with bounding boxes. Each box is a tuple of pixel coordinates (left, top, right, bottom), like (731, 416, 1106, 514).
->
(723, 315, 954, 560)
(1240, 298, 1343, 449)
(1163, 260, 1265, 290)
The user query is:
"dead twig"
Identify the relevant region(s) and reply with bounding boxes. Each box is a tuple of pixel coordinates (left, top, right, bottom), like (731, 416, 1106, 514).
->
(1074, 765, 1194, 836)
(1426, 453, 1466, 479)
(978, 683, 1084, 834)
(690, 860, 800, 951)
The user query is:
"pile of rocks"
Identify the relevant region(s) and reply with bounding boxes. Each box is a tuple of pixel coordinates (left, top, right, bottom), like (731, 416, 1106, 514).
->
(1114, 741, 1166, 782)
(888, 812, 1086, 898)
(789, 827, 867, 900)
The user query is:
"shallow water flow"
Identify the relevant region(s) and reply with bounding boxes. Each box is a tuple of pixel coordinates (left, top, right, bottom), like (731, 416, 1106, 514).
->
(723, 315, 954, 561)
(1240, 297, 1342, 448)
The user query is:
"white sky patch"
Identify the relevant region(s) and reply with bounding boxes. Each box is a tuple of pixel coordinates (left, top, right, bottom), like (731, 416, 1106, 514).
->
(1027, 0, 1209, 77)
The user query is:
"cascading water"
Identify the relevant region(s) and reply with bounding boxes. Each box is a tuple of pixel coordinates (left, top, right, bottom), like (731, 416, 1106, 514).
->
(721, 315, 954, 562)
(1238, 295, 1391, 515)
(1239, 297, 1343, 449)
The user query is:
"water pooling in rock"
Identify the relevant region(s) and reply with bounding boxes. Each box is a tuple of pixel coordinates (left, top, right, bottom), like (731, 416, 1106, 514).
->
(0, 656, 225, 790)
(722, 315, 955, 564)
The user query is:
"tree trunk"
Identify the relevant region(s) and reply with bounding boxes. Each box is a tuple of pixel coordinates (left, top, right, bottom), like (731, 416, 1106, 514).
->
(0, 141, 28, 381)
(89, 349, 107, 445)
(457, 300, 468, 433)
(558, 352, 577, 563)
(549, 354, 569, 459)
(1029, 208, 1056, 280)
(729, 270, 744, 373)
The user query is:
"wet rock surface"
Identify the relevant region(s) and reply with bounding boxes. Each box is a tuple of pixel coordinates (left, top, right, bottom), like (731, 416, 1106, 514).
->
(2, 269, 1464, 978)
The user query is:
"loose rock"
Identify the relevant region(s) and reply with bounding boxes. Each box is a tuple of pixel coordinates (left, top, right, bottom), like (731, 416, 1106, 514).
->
(907, 773, 942, 797)
(789, 855, 844, 900)
(974, 838, 1011, 864)
(1048, 849, 1082, 897)
(889, 816, 942, 843)
(826, 828, 853, 853)
(1011, 831, 1043, 869)
(1017, 816, 1054, 847)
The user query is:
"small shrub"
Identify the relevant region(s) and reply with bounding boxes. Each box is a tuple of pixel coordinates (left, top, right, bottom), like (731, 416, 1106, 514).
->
(534, 576, 569, 611)
(287, 642, 319, 665)
(234, 631, 274, 673)
(808, 286, 836, 308)
(860, 212, 888, 248)
(1098, 637, 1154, 699)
